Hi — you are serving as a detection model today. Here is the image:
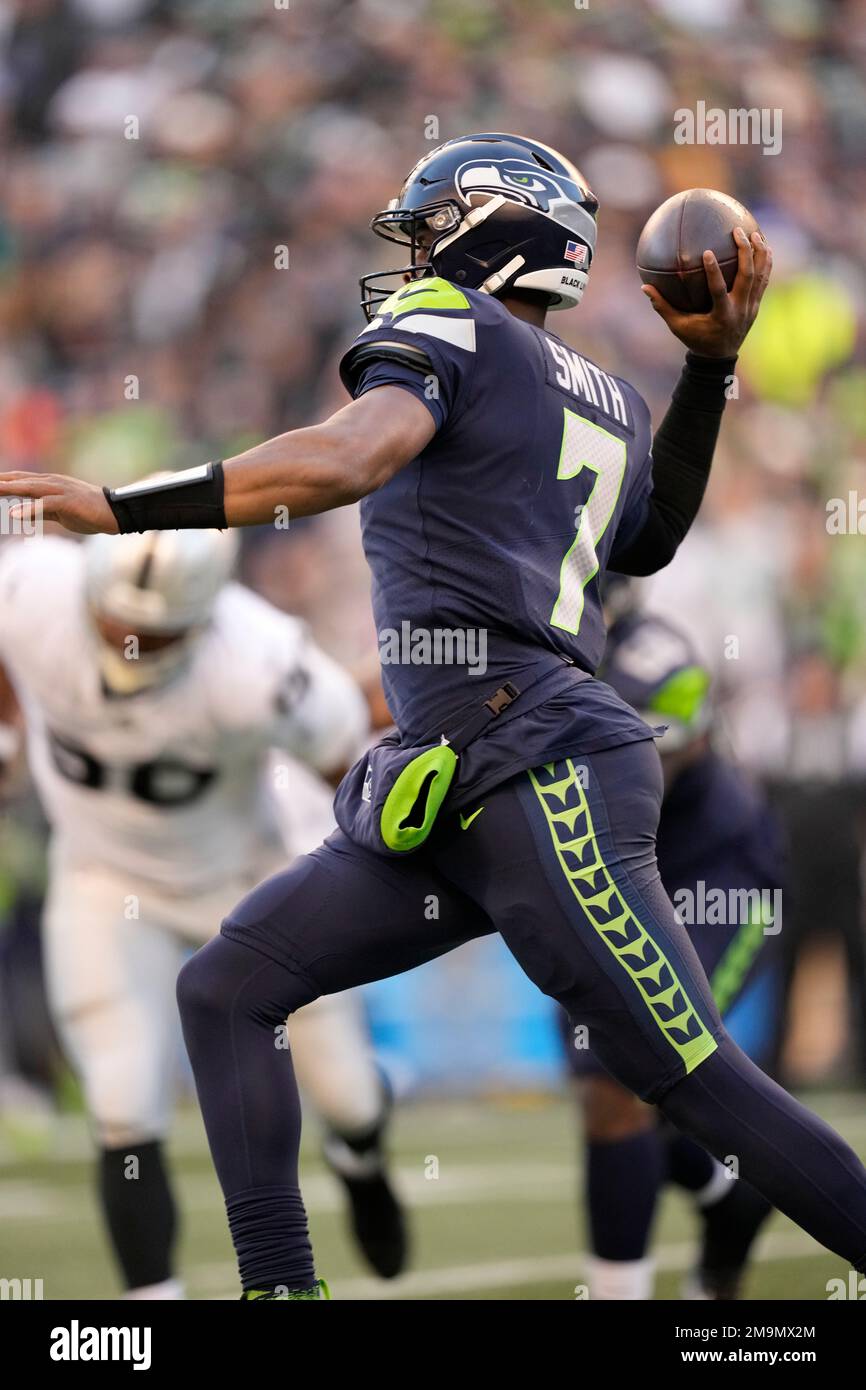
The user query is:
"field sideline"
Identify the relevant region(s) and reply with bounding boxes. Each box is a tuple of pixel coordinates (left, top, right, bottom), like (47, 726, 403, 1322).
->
(3, 1091, 864, 1301)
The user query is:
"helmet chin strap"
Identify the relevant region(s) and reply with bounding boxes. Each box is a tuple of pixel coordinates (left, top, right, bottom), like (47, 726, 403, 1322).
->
(479, 255, 527, 297)
(433, 197, 529, 298)
(434, 195, 558, 299)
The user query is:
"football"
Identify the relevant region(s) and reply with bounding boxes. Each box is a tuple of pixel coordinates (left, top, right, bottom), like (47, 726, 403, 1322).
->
(636, 188, 760, 313)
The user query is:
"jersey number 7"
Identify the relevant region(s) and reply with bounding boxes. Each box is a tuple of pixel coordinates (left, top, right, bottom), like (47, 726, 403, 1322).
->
(550, 409, 627, 635)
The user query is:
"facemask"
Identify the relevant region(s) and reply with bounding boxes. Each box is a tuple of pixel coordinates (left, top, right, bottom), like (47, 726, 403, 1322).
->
(95, 634, 193, 696)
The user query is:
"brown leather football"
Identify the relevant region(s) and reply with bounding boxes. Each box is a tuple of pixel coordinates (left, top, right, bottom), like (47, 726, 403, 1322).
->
(636, 189, 760, 313)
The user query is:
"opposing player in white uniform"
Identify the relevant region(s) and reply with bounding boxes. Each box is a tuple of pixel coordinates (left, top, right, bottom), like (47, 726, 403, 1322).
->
(0, 529, 407, 1297)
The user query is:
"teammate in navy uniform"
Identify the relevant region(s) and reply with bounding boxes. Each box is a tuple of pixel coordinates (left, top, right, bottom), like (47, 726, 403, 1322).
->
(562, 599, 783, 1299)
(5, 133, 866, 1301)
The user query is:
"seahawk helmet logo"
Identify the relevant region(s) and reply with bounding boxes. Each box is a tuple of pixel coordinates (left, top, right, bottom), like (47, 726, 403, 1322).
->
(454, 157, 590, 215)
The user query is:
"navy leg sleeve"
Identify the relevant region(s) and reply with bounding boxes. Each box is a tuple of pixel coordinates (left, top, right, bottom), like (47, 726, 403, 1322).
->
(178, 831, 489, 1292)
(660, 1033, 866, 1274)
(177, 936, 316, 1292)
(587, 1131, 665, 1261)
(431, 740, 866, 1275)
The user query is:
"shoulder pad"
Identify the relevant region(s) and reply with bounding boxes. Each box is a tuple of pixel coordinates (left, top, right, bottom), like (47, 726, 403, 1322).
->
(378, 277, 472, 321)
(365, 276, 477, 355)
(340, 278, 477, 395)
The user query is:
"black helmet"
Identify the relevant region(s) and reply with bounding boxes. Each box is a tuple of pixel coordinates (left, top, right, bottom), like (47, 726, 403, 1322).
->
(361, 132, 599, 321)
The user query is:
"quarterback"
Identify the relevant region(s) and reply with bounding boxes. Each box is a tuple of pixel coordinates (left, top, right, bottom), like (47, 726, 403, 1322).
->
(3, 133, 866, 1299)
(0, 530, 406, 1295)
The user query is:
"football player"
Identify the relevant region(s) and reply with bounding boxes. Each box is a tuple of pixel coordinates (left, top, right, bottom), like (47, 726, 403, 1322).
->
(0, 529, 407, 1296)
(563, 596, 783, 1300)
(4, 133, 866, 1301)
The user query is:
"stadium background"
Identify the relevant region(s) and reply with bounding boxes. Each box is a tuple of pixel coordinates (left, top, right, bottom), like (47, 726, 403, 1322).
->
(1, 0, 865, 1298)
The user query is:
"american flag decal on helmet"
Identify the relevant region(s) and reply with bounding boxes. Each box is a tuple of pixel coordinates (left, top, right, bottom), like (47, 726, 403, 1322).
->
(564, 240, 587, 265)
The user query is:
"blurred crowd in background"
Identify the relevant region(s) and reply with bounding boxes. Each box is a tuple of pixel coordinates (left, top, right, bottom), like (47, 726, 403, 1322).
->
(1, 0, 866, 1093)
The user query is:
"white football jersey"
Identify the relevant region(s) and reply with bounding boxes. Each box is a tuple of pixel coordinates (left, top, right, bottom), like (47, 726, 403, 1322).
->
(0, 538, 367, 905)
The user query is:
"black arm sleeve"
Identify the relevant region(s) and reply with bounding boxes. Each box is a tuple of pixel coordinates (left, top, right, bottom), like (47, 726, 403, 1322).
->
(611, 352, 736, 577)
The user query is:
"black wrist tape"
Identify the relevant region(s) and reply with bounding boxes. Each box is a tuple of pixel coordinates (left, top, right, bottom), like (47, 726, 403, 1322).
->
(104, 462, 227, 534)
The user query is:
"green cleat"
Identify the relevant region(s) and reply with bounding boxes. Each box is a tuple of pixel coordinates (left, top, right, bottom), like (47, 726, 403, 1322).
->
(240, 1280, 330, 1301)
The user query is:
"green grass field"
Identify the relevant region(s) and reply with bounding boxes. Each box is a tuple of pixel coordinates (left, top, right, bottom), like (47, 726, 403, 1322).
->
(3, 1089, 864, 1301)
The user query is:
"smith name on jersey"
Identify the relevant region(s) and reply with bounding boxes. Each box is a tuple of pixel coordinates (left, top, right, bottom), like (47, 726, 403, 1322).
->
(339, 277, 658, 804)
(0, 538, 367, 902)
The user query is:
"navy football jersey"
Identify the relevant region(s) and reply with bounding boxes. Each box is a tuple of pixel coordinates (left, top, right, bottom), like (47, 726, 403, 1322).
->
(339, 277, 656, 802)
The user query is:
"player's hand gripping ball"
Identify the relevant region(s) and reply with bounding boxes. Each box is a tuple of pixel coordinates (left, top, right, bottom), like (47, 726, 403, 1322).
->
(637, 188, 772, 358)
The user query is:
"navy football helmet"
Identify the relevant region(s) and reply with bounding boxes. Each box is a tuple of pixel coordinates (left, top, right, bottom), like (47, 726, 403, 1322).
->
(361, 132, 599, 320)
(602, 612, 712, 754)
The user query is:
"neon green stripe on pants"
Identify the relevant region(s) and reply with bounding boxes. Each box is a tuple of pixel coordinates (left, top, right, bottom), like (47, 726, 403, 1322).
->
(528, 760, 718, 1075)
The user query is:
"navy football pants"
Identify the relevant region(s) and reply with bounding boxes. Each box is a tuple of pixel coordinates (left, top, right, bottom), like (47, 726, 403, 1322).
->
(178, 740, 866, 1289)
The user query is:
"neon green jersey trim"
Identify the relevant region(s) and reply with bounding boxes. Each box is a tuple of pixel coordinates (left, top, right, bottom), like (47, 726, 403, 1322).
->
(379, 277, 470, 320)
(528, 760, 718, 1075)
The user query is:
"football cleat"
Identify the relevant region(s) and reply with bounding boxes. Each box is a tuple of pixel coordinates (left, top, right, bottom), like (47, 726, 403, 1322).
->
(361, 132, 598, 320)
(691, 1178, 772, 1300)
(324, 1132, 408, 1280)
(240, 1279, 331, 1301)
